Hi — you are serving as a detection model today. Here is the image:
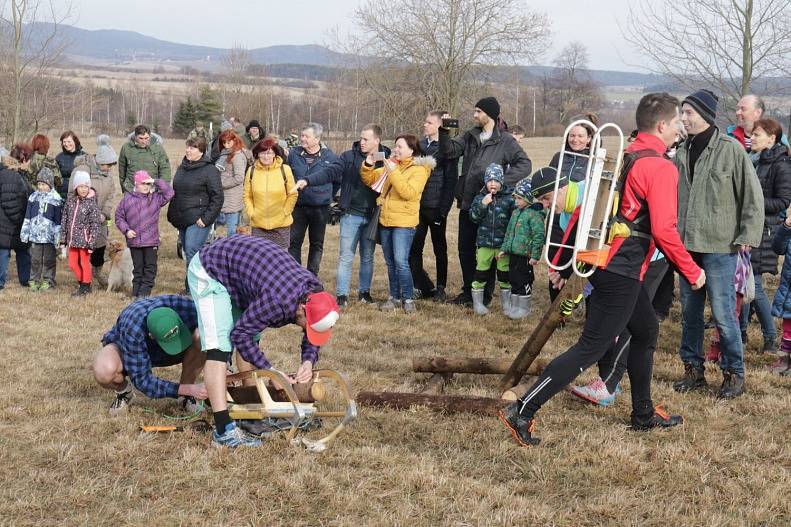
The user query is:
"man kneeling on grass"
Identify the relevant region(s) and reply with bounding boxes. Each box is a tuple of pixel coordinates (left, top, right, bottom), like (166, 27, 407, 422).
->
(187, 234, 340, 448)
(93, 295, 207, 416)
(499, 92, 706, 446)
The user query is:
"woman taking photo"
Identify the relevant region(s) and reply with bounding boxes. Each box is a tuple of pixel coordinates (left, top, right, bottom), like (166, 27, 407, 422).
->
(215, 130, 247, 236)
(243, 137, 297, 249)
(55, 131, 84, 197)
(548, 116, 596, 182)
(741, 118, 791, 358)
(167, 137, 223, 289)
(361, 134, 434, 313)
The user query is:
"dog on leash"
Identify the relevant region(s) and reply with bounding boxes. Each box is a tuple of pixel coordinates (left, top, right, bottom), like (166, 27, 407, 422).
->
(106, 241, 133, 293)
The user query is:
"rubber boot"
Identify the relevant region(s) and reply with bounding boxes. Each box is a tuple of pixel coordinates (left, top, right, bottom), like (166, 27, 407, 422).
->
(472, 289, 489, 316)
(92, 266, 107, 288)
(508, 295, 531, 320)
(500, 289, 512, 316)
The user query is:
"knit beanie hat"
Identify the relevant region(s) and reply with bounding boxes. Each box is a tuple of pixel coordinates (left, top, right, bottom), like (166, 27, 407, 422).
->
(72, 170, 91, 189)
(530, 167, 566, 198)
(484, 163, 505, 186)
(36, 167, 55, 189)
(220, 120, 232, 132)
(513, 177, 533, 202)
(475, 97, 501, 121)
(246, 119, 263, 134)
(134, 170, 154, 185)
(683, 89, 718, 125)
(95, 134, 118, 165)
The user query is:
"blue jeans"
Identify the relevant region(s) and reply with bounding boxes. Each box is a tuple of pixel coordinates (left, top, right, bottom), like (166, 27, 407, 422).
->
(216, 212, 241, 236)
(335, 213, 376, 296)
(179, 224, 212, 287)
(679, 252, 744, 376)
(380, 226, 416, 300)
(0, 245, 31, 288)
(740, 271, 777, 340)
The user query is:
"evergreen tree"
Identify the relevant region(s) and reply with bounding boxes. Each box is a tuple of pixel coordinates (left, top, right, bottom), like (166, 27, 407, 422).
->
(195, 86, 222, 129)
(173, 97, 197, 136)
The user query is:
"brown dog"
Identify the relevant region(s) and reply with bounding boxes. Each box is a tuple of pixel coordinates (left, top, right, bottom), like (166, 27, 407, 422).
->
(106, 241, 133, 293)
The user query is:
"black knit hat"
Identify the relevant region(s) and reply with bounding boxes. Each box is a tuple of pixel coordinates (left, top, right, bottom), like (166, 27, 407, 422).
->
(683, 89, 718, 125)
(530, 166, 566, 199)
(475, 97, 500, 120)
(246, 119, 264, 134)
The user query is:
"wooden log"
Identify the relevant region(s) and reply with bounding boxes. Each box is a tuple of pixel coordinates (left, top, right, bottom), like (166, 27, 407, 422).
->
(413, 357, 548, 376)
(498, 274, 586, 392)
(500, 379, 536, 401)
(357, 391, 508, 416)
(420, 373, 451, 395)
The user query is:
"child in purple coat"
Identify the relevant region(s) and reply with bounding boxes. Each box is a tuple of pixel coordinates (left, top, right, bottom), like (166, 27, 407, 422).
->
(115, 170, 174, 298)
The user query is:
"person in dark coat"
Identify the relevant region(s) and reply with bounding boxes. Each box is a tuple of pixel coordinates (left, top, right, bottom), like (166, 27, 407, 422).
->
(409, 111, 458, 301)
(167, 137, 223, 289)
(739, 118, 791, 352)
(55, 131, 84, 197)
(438, 97, 532, 306)
(0, 144, 33, 289)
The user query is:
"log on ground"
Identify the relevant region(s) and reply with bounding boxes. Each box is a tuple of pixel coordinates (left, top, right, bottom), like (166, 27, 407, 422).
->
(357, 391, 509, 415)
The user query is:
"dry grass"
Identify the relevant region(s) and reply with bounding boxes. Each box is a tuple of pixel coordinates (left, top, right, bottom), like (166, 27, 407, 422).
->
(1, 137, 789, 527)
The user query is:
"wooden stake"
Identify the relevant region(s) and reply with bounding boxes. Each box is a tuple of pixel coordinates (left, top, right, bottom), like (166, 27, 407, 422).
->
(419, 373, 451, 395)
(498, 274, 585, 392)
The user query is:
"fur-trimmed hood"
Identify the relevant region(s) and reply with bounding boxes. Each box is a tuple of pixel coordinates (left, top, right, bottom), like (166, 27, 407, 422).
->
(407, 155, 437, 170)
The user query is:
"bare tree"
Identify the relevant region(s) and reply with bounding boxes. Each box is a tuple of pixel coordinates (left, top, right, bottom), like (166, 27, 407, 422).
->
(622, 0, 791, 105)
(0, 0, 72, 142)
(543, 42, 604, 124)
(350, 0, 550, 116)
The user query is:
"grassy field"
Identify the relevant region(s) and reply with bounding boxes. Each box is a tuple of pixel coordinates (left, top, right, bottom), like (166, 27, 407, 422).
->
(0, 137, 789, 526)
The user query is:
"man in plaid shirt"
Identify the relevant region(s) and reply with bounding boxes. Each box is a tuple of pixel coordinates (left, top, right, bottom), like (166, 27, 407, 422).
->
(188, 234, 340, 448)
(93, 295, 207, 416)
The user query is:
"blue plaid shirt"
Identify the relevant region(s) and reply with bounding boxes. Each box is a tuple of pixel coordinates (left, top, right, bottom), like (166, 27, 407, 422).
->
(102, 295, 198, 399)
(199, 235, 324, 370)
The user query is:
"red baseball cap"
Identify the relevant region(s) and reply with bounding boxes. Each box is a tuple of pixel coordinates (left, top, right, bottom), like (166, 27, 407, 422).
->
(304, 291, 340, 346)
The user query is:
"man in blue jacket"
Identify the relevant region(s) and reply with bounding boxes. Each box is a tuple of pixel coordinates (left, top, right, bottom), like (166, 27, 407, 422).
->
(287, 123, 339, 276)
(293, 124, 390, 307)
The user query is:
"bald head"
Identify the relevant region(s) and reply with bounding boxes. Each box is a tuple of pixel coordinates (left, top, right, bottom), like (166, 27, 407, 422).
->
(736, 95, 765, 133)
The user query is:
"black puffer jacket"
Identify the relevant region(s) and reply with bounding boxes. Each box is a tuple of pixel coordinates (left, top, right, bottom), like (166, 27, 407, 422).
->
(167, 158, 224, 230)
(549, 148, 590, 182)
(55, 147, 84, 194)
(419, 137, 458, 217)
(751, 142, 791, 275)
(0, 163, 31, 249)
(439, 126, 532, 210)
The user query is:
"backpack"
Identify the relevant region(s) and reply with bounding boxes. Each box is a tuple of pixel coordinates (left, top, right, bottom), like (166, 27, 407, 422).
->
(246, 163, 289, 194)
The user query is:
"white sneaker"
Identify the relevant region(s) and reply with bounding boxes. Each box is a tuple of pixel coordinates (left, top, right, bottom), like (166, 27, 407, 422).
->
(570, 378, 618, 407)
(177, 395, 203, 414)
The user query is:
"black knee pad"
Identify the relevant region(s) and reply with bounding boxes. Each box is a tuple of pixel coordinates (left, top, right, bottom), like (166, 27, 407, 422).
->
(206, 349, 230, 362)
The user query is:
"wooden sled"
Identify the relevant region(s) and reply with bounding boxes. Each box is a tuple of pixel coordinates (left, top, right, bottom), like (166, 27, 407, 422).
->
(226, 368, 357, 452)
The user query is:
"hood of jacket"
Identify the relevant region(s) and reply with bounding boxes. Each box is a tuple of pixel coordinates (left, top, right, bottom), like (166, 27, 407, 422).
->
(179, 157, 212, 172)
(2, 156, 24, 172)
(759, 142, 788, 165)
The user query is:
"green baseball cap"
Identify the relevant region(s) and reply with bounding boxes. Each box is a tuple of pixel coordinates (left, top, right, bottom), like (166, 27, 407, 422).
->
(146, 307, 192, 356)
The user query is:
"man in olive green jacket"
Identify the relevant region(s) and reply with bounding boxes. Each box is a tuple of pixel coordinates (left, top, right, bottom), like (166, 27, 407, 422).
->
(673, 89, 764, 400)
(118, 124, 171, 193)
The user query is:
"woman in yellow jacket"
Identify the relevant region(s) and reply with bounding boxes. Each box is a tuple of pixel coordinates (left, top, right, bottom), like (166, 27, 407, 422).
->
(243, 137, 297, 249)
(361, 133, 435, 313)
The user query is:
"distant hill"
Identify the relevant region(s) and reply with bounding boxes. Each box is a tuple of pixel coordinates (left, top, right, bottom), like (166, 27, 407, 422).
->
(27, 22, 357, 66)
(28, 22, 666, 87)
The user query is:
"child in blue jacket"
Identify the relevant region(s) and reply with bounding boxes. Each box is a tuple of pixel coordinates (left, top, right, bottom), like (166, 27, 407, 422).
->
(20, 167, 62, 291)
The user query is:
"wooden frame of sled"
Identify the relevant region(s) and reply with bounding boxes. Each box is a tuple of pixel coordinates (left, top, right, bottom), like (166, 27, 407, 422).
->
(226, 368, 357, 452)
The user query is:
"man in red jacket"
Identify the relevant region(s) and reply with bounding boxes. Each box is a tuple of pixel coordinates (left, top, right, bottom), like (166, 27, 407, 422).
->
(499, 93, 707, 446)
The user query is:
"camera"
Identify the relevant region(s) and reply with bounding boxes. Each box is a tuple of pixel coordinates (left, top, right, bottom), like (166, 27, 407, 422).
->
(442, 118, 459, 129)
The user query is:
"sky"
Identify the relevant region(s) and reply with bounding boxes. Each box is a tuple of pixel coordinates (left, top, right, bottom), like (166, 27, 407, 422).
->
(68, 0, 644, 72)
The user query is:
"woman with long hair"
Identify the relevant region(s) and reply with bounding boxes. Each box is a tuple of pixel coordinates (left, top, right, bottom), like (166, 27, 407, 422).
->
(215, 130, 247, 236)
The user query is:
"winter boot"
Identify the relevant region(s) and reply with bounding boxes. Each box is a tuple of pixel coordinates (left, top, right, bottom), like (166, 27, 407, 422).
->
(508, 295, 531, 320)
(471, 289, 489, 316)
(673, 363, 707, 392)
(500, 289, 512, 316)
(762, 337, 778, 354)
(717, 370, 745, 399)
(92, 266, 107, 288)
(766, 354, 791, 375)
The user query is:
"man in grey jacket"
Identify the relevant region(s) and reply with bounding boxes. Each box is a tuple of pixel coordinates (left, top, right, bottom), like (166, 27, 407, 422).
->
(439, 97, 532, 306)
(673, 89, 764, 399)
